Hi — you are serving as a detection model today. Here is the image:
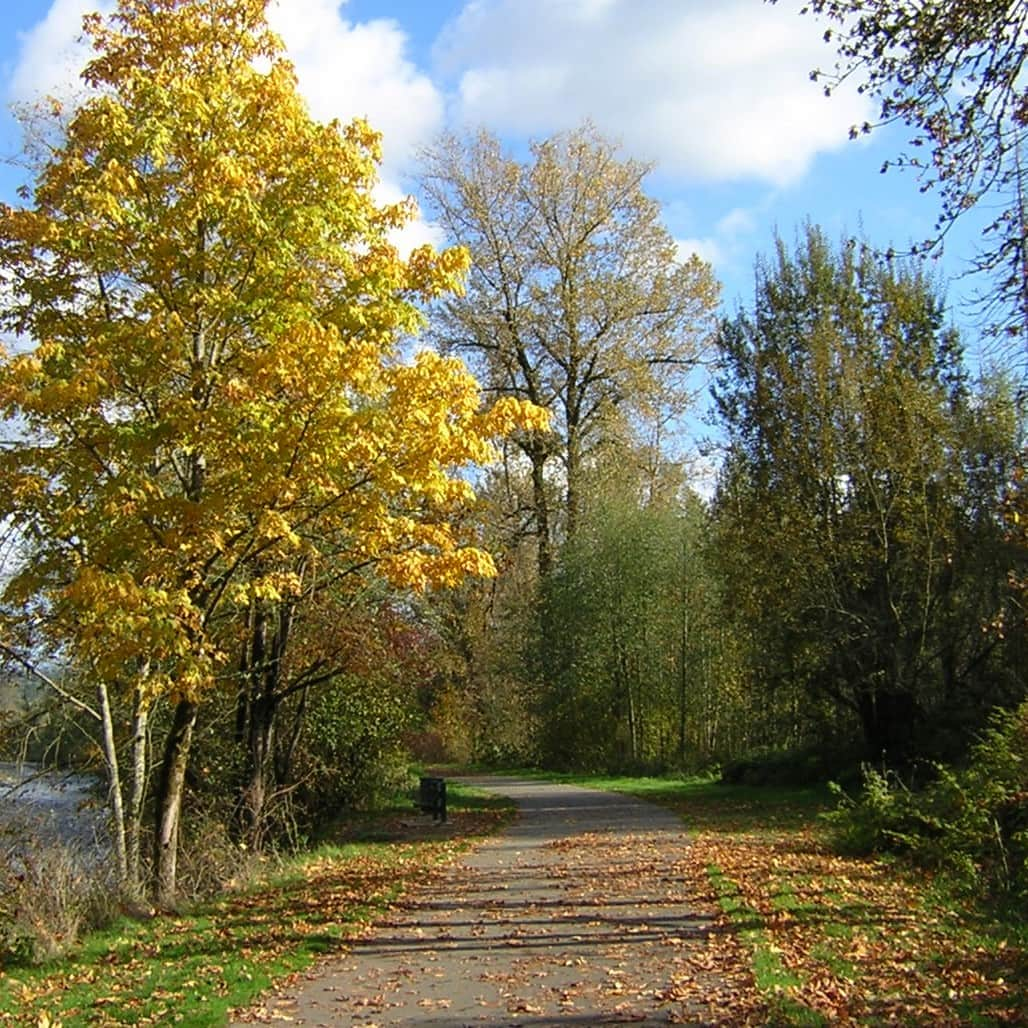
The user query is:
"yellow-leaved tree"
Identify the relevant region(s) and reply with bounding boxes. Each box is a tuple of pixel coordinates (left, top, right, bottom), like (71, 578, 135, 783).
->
(0, 0, 543, 904)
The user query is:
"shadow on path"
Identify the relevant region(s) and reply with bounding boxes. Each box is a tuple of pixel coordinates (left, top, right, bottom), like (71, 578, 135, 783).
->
(231, 776, 724, 1027)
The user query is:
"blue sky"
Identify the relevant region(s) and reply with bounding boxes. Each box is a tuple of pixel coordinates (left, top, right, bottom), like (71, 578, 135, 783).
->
(0, 0, 988, 340)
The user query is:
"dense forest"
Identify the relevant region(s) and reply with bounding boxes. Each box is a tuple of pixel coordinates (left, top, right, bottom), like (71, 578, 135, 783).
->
(0, 0, 1024, 912)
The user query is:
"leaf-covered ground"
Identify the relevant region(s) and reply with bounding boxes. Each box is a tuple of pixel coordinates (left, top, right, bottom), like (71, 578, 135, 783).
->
(228, 775, 1028, 1026)
(229, 778, 721, 1026)
(609, 779, 1028, 1025)
(0, 791, 512, 1028)
(5, 777, 1027, 1026)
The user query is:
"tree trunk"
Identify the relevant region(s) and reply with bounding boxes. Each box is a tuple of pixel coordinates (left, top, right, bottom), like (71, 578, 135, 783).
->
(529, 442, 552, 579)
(565, 420, 582, 543)
(153, 698, 198, 908)
(239, 598, 295, 849)
(239, 604, 269, 842)
(127, 688, 149, 900)
(235, 599, 257, 746)
(856, 686, 919, 762)
(277, 681, 309, 786)
(678, 608, 689, 765)
(97, 682, 128, 887)
(244, 697, 275, 848)
(241, 711, 271, 847)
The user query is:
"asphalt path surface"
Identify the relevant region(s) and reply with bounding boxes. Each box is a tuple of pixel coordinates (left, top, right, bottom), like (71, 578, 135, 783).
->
(233, 776, 721, 1026)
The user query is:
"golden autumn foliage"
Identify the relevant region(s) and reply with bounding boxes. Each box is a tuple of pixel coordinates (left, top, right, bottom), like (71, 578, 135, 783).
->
(0, 0, 545, 702)
(420, 126, 719, 576)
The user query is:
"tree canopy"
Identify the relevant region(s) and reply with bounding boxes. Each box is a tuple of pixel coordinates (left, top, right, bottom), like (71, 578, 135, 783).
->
(419, 125, 719, 576)
(0, 0, 543, 901)
(794, 0, 1028, 344)
(713, 225, 1023, 760)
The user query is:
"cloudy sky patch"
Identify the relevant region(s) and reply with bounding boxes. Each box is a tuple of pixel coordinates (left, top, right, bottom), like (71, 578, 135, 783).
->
(436, 0, 872, 186)
(0, 0, 956, 306)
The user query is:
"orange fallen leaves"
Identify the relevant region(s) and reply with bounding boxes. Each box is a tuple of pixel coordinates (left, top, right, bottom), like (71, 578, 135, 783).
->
(687, 821, 1028, 1025)
(1, 806, 512, 1027)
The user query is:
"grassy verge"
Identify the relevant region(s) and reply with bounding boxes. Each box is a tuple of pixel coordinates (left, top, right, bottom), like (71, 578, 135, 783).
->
(0, 783, 514, 1028)
(584, 774, 1028, 1025)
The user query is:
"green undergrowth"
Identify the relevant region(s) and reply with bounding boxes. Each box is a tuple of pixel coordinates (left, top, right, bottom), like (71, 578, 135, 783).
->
(824, 702, 1028, 909)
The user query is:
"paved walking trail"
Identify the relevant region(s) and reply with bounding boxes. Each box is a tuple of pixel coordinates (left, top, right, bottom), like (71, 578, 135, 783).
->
(233, 777, 729, 1026)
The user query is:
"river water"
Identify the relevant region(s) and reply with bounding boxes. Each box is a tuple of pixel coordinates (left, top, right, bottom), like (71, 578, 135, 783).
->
(0, 761, 108, 852)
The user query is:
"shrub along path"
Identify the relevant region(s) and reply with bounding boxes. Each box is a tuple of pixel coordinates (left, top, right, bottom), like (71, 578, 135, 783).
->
(230, 777, 760, 1026)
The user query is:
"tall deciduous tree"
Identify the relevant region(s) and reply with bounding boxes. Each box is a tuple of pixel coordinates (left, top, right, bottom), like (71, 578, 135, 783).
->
(713, 226, 1023, 761)
(0, 0, 541, 904)
(419, 126, 719, 577)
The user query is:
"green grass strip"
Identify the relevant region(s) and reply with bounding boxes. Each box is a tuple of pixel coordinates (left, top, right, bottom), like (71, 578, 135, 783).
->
(0, 784, 514, 1027)
(707, 863, 826, 1027)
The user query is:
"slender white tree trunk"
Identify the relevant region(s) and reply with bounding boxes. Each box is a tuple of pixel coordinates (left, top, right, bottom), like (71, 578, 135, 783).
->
(97, 681, 128, 885)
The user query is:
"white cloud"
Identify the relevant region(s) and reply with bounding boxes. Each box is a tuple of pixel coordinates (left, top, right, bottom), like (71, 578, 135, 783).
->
(6, 0, 444, 249)
(436, 0, 873, 187)
(266, 0, 443, 175)
(7, 0, 113, 106)
(717, 207, 757, 237)
(265, 0, 445, 247)
(7, 0, 445, 175)
(685, 450, 720, 503)
(674, 204, 761, 281)
(675, 237, 723, 267)
(7, 1, 445, 174)
(373, 181, 446, 258)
